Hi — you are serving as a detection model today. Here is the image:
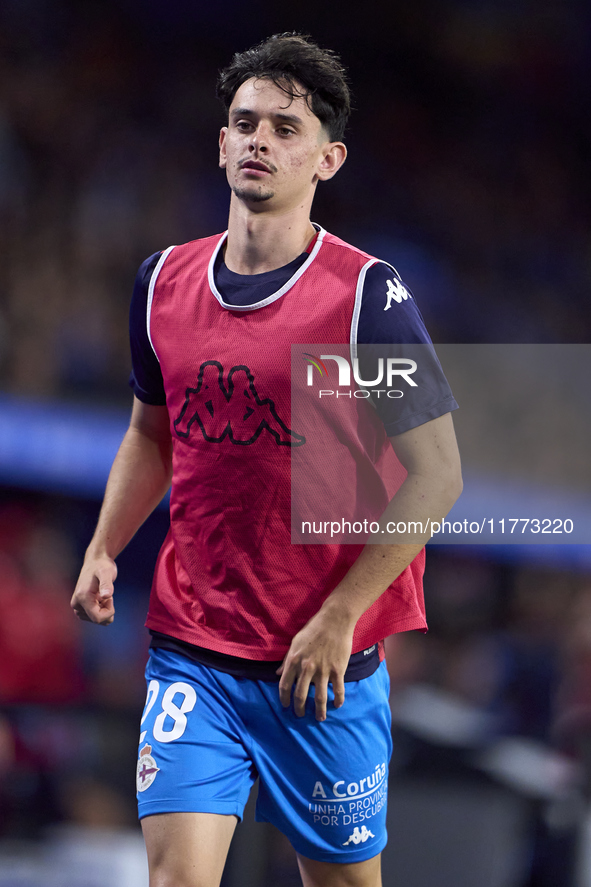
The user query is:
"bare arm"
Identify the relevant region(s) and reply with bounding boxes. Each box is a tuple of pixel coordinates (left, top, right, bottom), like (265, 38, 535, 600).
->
(278, 411, 463, 720)
(71, 397, 172, 625)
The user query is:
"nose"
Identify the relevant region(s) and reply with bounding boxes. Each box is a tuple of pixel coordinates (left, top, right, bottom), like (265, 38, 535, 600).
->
(249, 123, 269, 154)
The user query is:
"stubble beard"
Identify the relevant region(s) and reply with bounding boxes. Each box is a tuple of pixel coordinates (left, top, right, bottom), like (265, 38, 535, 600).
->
(232, 184, 275, 203)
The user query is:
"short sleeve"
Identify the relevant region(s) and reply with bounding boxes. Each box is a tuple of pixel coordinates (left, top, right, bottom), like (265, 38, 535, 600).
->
(356, 262, 458, 435)
(129, 252, 167, 405)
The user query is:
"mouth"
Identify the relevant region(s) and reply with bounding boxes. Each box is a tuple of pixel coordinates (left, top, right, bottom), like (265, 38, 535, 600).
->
(240, 160, 273, 175)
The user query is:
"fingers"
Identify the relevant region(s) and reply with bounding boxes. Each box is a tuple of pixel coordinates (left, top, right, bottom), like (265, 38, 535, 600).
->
(72, 593, 115, 625)
(279, 658, 315, 716)
(278, 660, 298, 708)
(332, 674, 346, 710)
(294, 670, 313, 718)
(71, 603, 92, 622)
(314, 680, 328, 722)
(96, 563, 116, 597)
(98, 611, 115, 625)
(279, 662, 345, 720)
(277, 619, 351, 719)
(95, 589, 116, 625)
(71, 559, 117, 625)
(313, 672, 345, 721)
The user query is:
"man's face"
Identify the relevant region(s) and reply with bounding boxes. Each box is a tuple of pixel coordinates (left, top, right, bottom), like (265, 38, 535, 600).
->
(219, 77, 340, 212)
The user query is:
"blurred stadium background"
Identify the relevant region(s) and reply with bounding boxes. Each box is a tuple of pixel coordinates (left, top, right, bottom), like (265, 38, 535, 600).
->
(1, 1, 591, 884)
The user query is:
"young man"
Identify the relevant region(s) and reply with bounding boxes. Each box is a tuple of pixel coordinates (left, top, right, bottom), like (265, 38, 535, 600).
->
(71, 33, 462, 887)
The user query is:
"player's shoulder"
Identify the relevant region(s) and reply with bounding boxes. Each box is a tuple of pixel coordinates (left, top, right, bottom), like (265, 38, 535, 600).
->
(319, 231, 408, 285)
(144, 232, 227, 283)
(151, 231, 223, 262)
(132, 251, 164, 308)
(173, 231, 227, 254)
(319, 228, 391, 270)
(349, 256, 418, 326)
(356, 258, 429, 346)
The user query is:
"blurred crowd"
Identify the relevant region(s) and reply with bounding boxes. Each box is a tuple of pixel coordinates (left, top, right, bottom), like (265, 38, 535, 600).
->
(0, 497, 151, 840)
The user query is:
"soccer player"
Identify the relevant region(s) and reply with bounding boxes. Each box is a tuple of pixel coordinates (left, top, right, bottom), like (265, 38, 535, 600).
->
(71, 33, 462, 887)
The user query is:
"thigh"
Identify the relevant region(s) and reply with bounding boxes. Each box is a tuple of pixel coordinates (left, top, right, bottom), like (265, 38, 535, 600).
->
(137, 649, 256, 821)
(298, 852, 382, 887)
(142, 811, 237, 887)
(249, 660, 392, 865)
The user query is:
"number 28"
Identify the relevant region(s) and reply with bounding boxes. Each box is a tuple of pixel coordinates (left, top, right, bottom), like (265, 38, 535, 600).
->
(139, 680, 197, 744)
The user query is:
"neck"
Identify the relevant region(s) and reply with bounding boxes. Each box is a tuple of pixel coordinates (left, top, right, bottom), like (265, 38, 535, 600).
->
(224, 198, 316, 275)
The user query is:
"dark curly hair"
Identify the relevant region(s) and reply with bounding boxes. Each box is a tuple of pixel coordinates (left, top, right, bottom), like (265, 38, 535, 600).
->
(217, 33, 351, 142)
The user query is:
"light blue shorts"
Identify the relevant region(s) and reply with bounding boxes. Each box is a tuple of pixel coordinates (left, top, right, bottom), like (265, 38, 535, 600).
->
(137, 648, 392, 863)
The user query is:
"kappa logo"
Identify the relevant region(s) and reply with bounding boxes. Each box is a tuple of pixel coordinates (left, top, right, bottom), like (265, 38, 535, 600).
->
(137, 744, 160, 793)
(384, 279, 410, 310)
(174, 361, 306, 447)
(343, 826, 375, 846)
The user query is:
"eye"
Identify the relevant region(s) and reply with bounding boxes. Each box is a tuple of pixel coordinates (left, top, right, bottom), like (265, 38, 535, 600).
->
(235, 120, 254, 131)
(277, 126, 295, 137)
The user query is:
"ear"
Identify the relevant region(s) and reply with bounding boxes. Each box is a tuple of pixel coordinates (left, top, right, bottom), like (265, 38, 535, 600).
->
(316, 141, 347, 182)
(219, 127, 228, 169)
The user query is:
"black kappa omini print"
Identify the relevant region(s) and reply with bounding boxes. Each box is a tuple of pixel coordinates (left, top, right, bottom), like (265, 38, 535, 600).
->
(173, 361, 306, 447)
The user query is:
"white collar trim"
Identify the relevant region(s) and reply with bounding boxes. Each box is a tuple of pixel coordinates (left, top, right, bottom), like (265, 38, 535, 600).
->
(207, 225, 326, 311)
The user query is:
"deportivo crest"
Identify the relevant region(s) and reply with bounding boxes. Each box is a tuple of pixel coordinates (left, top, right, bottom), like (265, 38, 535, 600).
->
(174, 360, 306, 446)
(137, 744, 160, 792)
